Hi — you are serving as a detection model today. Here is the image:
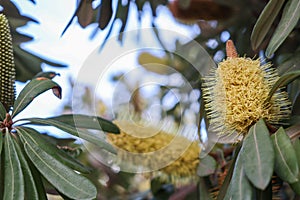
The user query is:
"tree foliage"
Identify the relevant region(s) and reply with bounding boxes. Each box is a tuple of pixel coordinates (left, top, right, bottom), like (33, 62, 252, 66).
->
(1, 0, 300, 199)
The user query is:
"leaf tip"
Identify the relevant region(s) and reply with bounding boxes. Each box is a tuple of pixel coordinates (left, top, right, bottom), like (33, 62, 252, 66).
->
(52, 86, 62, 99)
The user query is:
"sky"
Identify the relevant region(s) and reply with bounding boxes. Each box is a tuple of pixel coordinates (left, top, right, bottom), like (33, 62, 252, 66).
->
(8, 0, 200, 137)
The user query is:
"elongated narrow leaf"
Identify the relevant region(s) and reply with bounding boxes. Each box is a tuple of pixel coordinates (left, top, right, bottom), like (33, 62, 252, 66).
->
(293, 139, 300, 167)
(251, 0, 285, 50)
(3, 132, 24, 200)
(290, 177, 300, 195)
(61, 0, 83, 36)
(242, 119, 274, 190)
(33, 71, 60, 80)
(197, 155, 217, 177)
(224, 152, 253, 200)
(46, 114, 120, 133)
(27, 161, 47, 200)
(13, 45, 66, 82)
(76, 0, 94, 28)
(217, 143, 242, 200)
(17, 127, 91, 173)
(290, 139, 300, 195)
(19, 117, 116, 153)
(0, 131, 3, 156)
(12, 138, 39, 199)
(23, 140, 97, 200)
(271, 127, 298, 183)
(266, 0, 300, 57)
(268, 70, 300, 101)
(0, 102, 6, 120)
(98, 0, 113, 30)
(12, 78, 61, 117)
(277, 50, 300, 75)
(199, 178, 212, 200)
(99, 0, 129, 49)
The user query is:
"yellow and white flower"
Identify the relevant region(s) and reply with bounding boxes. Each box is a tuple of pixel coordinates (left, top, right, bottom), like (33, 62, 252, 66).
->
(202, 40, 291, 137)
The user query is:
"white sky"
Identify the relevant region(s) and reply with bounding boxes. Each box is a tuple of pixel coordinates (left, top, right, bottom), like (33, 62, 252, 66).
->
(9, 0, 200, 137)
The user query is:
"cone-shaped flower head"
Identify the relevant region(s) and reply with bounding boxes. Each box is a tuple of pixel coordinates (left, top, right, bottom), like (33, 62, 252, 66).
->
(107, 120, 200, 184)
(202, 40, 291, 137)
(0, 14, 16, 111)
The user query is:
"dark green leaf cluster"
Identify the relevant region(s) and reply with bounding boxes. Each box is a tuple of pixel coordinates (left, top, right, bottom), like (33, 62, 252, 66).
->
(213, 119, 300, 199)
(0, 75, 120, 199)
(251, 0, 300, 57)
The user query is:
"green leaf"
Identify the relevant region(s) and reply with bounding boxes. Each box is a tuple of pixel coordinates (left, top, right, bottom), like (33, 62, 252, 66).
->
(12, 137, 40, 199)
(224, 151, 254, 200)
(266, 0, 300, 57)
(293, 139, 300, 167)
(23, 138, 97, 200)
(0, 102, 6, 120)
(13, 45, 67, 82)
(197, 155, 217, 177)
(271, 127, 299, 183)
(46, 114, 120, 133)
(19, 117, 116, 153)
(241, 119, 274, 190)
(277, 51, 300, 75)
(251, 0, 285, 50)
(291, 139, 300, 195)
(217, 143, 242, 200)
(290, 178, 300, 195)
(3, 132, 24, 200)
(12, 78, 62, 118)
(198, 178, 212, 200)
(16, 127, 91, 174)
(267, 70, 300, 101)
(39, 134, 76, 146)
(0, 131, 3, 156)
(27, 161, 48, 200)
(33, 71, 60, 80)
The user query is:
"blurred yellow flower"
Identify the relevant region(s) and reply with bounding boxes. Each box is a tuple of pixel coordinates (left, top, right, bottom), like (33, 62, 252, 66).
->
(202, 40, 291, 137)
(107, 120, 200, 185)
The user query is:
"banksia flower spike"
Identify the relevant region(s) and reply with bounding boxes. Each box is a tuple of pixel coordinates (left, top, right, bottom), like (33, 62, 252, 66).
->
(0, 14, 16, 111)
(202, 40, 291, 138)
(107, 120, 200, 185)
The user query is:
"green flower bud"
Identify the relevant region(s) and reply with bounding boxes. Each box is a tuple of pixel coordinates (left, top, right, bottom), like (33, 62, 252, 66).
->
(0, 14, 16, 111)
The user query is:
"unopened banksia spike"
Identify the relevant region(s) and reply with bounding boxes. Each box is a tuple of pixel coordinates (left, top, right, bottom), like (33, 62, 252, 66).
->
(0, 14, 16, 111)
(226, 40, 238, 58)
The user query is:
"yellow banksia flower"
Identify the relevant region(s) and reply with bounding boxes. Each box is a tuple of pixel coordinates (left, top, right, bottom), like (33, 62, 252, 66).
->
(202, 40, 291, 137)
(107, 120, 200, 185)
(0, 14, 16, 111)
